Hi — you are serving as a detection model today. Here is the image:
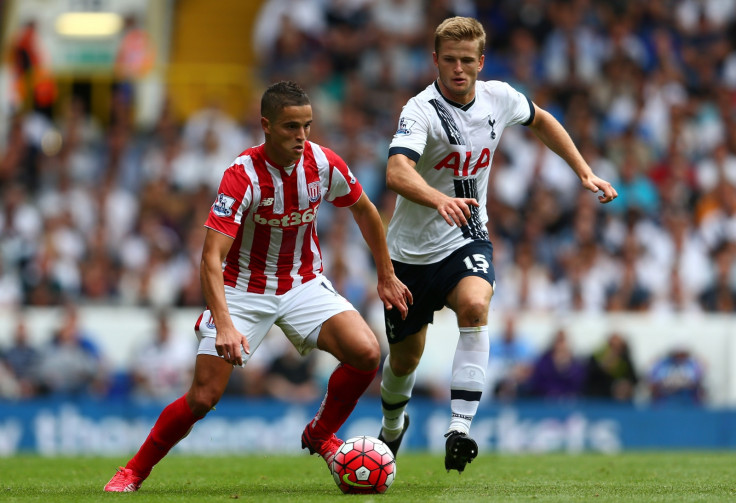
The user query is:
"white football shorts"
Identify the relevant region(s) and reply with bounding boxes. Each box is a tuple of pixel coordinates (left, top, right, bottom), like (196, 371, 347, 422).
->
(194, 275, 356, 365)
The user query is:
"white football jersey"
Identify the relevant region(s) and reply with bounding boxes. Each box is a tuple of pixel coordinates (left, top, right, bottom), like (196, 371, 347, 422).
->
(386, 80, 534, 264)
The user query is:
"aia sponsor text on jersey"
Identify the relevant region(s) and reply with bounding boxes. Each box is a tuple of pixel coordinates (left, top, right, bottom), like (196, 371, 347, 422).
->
(433, 147, 491, 177)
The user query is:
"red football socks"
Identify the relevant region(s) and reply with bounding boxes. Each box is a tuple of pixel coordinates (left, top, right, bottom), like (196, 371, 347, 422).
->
(309, 363, 378, 439)
(126, 395, 203, 477)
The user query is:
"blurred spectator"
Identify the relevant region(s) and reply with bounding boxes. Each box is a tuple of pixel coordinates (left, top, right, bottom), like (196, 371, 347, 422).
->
(195, 126, 241, 193)
(322, 0, 372, 76)
(648, 347, 706, 405)
(697, 181, 736, 253)
(370, 0, 425, 48)
(495, 238, 557, 312)
(6, 20, 56, 114)
(555, 239, 619, 313)
(220, 331, 283, 399)
(694, 143, 736, 196)
(320, 209, 375, 313)
(650, 149, 698, 213)
(0, 112, 38, 188)
(182, 100, 251, 163)
(605, 235, 651, 312)
(541, 0, 604, 88)
(0, 260, 22, 307)
(141, 128, 201, 192)
(37, 304, 109, 396)
(263, 345, 321, 403)
(130, 310, 196, 400)
(113, 14, 156, 127)
(96, 122, 143, 192)
(253, 0, 326, 62)
(1, 315, 41, 398)
(486, 314, 536, 402)
(527, 328, 586, 400)
(583, 332, 638, 402)
(650, 209, 711, 309)
(0, 359, 21, 399)
(114, 15, 156, 82)
(609, 150, 660, 217)
(699, 242, 736, 312)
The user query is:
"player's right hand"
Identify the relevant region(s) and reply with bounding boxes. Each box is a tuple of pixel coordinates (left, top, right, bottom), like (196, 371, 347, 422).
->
(377, 274, 413, 320)
(437, 197, 479, 227)
(215, 326, 249, 366)
(582, 174, 618, 204)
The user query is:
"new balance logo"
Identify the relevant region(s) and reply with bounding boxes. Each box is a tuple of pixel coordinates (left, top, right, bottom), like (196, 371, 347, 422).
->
(259, 198, 274, 207)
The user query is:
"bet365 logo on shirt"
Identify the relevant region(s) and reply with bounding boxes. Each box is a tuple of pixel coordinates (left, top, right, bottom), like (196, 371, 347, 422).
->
(254, 207, 316, 227)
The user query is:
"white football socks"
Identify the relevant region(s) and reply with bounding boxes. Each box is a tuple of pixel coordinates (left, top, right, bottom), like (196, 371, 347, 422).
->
(380, 356, 416, 440)
(448, 326, 489, 435)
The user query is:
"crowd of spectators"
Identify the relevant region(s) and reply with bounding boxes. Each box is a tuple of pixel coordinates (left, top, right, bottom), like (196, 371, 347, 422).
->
(2, 1, 736, 314)
(489, 322, 707, 406)
(0, 305, 110, 399)
(0, 0, 733, 401)
(0, 304, 707, 405)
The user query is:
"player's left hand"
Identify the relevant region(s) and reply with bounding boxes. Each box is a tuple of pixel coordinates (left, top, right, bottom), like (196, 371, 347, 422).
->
(582, 175, 618, 204)
(378, 275, 413, 320)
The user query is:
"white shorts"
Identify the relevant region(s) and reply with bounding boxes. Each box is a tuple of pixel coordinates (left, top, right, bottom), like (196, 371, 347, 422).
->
(194, 275, 356, 365)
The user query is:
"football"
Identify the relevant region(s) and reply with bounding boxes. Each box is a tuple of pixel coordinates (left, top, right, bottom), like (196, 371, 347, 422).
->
(331, 435, 396, 494)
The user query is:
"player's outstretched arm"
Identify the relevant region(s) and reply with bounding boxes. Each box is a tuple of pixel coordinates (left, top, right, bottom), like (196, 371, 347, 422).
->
(527, 104, 618, 204)
(348, 193, 412, 319)
(386, 153, 479, 225)
(200, 228, 249, 365)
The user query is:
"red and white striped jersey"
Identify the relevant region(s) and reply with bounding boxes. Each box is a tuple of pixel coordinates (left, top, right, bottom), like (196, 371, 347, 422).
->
(204, 142, 363, 295)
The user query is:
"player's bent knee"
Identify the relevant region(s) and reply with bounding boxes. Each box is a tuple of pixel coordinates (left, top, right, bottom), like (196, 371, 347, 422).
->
(353, 342, 381, 370)
(456, 299, 489, 326)
(345, 331, 381, 370)
(364, 343, 381, 368)
(186, 389, 221, 417)
(390, 355, 421, 377)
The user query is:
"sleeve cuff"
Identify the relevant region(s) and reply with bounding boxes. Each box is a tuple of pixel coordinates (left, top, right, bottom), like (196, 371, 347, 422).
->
(522, 95, 535, 126)
(388, 146, 421, 163)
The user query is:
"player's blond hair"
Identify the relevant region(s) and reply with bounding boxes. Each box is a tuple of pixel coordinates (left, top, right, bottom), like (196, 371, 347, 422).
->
(434, 17, 486, 56)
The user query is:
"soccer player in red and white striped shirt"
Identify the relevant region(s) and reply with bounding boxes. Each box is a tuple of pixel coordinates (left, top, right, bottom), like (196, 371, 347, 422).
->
(105, 81, 412, 492)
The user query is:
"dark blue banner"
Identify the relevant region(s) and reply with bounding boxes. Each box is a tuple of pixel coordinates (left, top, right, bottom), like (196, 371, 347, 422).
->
(0, 397, 732, 455)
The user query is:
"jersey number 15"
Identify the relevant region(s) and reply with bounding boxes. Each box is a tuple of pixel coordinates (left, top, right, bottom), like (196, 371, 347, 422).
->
(463, 254, 489, 274)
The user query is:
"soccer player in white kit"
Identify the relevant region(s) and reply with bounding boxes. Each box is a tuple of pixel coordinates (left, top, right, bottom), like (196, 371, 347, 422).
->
(376, 17, 617, 473)
(105, 81, 412, 492)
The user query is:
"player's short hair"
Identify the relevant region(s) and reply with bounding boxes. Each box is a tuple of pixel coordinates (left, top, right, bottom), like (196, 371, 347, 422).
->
(261, 81, 310, 121)
(434, 17, 486, 57)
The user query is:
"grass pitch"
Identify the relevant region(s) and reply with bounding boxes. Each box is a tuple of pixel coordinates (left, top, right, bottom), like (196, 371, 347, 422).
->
(1, 451, 735, 502)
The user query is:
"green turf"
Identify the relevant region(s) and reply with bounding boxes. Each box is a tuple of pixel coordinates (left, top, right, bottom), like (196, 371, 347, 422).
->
(1, 452, 735, 502)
